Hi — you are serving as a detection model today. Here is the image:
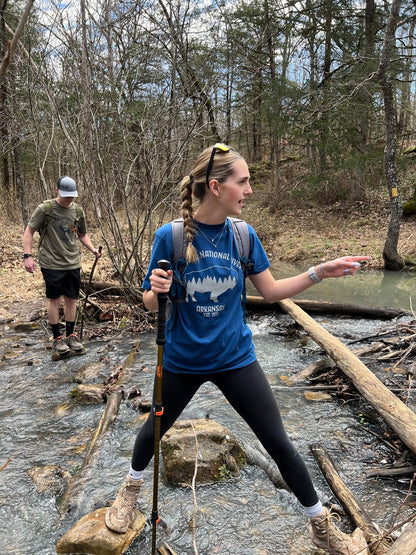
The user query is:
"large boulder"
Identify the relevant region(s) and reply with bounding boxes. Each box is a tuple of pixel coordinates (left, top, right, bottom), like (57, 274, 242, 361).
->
(161, 419, 246, 484)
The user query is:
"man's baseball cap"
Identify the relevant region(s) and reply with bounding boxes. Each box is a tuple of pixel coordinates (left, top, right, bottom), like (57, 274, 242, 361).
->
(57, 176, 78, 198)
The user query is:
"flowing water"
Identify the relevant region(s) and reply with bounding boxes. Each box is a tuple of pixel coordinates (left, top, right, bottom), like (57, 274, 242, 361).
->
(1, 269, 416, 555)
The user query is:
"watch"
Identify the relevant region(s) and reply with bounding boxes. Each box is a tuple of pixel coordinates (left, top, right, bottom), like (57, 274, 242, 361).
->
(23, 254, 32, 259)
(308, 266, 321, 284)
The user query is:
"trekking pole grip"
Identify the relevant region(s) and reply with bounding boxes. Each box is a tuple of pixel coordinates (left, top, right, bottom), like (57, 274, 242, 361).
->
(156, 259, 170, 346)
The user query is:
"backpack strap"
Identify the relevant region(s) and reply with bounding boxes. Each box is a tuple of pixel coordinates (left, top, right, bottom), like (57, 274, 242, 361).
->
(229, 217, 252, 323)
(229, 217, 251, 275)
(72, 203, 84, 233)
(171, 217, 186, 263)
(38, 200, 54, 246)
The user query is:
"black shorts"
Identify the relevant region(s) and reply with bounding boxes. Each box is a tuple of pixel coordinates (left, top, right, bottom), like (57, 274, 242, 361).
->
(41, 268, 81, 300)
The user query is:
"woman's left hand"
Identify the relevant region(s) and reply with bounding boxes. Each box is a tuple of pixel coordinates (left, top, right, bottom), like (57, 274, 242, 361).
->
(321, 256, 370, 278)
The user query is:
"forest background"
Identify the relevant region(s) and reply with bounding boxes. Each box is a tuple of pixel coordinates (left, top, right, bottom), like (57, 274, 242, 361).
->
(1, 0, 416, 316)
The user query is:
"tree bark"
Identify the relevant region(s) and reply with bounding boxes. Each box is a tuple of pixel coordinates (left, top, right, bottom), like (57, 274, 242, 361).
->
(278, 298, 416, 456)
(378, 0, 404, 271)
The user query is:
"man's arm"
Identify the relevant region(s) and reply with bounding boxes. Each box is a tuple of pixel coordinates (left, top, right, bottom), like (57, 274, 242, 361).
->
(23, 226, 36, 273)
(78, 232, 102, 258)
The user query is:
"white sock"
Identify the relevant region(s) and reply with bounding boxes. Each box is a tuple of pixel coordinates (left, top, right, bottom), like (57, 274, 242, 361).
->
(129, 467, 144, 481)
(303, 501, 324, 518)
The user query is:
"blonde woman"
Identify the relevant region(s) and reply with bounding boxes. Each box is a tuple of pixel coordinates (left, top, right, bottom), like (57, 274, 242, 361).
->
(106, 144, 369, 554)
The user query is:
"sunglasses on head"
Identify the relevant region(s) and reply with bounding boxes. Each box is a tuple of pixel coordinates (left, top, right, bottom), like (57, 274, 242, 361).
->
(206, 143, 231, 188)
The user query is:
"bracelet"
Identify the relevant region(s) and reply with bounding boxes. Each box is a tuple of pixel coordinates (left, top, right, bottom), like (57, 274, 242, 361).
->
(308, 266, 321, 284)
(23, 254, 32, 259)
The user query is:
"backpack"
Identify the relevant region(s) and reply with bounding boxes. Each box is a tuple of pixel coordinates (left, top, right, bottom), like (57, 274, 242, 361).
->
(38, 200, 83, 246)
(170, 217, 253, 321)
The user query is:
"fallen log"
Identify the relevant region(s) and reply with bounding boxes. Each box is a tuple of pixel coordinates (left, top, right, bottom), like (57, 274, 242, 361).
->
(243, 444, 288, 491)
(287, 342, 385, 384)
(80, 279, 142, 302)
(310, 444, 392, 555)
(58, 391, 123, 517)
(279, 298, 416, 457)
(246, 296, 408, 319)
(366, 466, 416, 479)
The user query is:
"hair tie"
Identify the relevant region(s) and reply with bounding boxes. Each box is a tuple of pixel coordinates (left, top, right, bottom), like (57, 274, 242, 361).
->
(188, 174, 194, 185)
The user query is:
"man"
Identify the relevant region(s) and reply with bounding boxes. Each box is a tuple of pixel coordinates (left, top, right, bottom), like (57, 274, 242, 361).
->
(23, 176, 102, 356)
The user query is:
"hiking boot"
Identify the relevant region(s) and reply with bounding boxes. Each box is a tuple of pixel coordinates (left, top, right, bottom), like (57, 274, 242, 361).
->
(65, 334, 84, 352)
(52, 336, 70, 355)
(105, 475, 143, 534)
(310, 508, 369, 554)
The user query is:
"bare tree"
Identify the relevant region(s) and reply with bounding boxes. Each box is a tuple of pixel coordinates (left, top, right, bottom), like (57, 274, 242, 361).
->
(378, 0, 405, 271)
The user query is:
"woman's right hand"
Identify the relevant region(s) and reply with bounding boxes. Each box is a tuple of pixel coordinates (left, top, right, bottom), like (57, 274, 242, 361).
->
(149, 267, 172, 294)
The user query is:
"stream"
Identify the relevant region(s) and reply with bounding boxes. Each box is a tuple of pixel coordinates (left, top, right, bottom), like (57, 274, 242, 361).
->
(1, 268, 416, 555)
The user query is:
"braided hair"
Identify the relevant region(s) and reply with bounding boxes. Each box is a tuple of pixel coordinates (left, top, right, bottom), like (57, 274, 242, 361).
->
(179, 145, 242, 263)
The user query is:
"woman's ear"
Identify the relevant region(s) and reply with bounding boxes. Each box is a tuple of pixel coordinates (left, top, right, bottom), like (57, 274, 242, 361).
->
(209, 179, 221, 197)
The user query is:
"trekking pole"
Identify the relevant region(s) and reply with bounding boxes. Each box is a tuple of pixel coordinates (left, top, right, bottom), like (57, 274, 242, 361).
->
(79, 245, 102, 340)
(151, 259, 170, 555)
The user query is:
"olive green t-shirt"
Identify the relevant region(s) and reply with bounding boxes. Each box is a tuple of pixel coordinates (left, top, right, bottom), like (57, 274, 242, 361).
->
(28, 199, 87, 270)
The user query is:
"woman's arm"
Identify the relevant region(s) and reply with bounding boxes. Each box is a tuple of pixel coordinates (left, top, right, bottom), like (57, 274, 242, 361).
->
(249, 256, 369, 303)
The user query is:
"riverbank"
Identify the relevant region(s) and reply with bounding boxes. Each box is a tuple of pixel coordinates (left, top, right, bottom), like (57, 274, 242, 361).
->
(1, 196, 415, 323)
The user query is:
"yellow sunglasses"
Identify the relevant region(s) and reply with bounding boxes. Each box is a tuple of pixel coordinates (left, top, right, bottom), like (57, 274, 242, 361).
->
(205, 143, 231, 188)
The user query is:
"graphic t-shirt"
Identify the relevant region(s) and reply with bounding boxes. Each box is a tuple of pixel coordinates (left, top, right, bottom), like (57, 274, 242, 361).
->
(142, 218, 270, 374)
(28, 199, 86, 270)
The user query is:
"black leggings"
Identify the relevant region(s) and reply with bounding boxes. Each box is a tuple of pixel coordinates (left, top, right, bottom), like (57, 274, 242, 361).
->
(131, 360, 319, 507)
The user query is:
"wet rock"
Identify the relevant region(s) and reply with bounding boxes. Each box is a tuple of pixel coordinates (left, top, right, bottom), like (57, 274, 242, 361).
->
(75, 361, 109, 384)
(26, 465, 71, 495)
(56, 507, 145, 555)
(161, 419, 246, 484)
(70, 384, 104, 403)
(52, 348, 86, 362)
(13, 322, 40, 332)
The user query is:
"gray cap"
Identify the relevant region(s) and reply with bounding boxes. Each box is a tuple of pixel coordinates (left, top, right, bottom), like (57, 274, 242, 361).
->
(57, 176, 78, 198)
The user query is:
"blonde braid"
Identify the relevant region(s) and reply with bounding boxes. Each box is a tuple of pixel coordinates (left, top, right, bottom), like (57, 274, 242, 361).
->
(180, 174, 198, 263)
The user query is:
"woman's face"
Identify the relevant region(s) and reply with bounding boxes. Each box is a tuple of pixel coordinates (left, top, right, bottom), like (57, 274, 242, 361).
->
(216, 158, 252, 216)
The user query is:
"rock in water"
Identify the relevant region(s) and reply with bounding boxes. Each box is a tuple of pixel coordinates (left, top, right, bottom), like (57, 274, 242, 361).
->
(56, 507, 145, 555)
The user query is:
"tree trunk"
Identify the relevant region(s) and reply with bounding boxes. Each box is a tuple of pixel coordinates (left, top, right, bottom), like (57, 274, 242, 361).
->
(0, 0, 34, 83)
(378, 0, 404, 271)
(278, 298, 416, 456)
(13, 137, 29, 227)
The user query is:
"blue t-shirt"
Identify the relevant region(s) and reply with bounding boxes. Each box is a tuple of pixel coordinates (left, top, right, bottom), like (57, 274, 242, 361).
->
(142, 218, 270, 374)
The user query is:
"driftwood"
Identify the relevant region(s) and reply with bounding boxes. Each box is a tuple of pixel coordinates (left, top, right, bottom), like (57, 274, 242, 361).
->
(243, 444, 288, 491)
(287, 342, 385, 384)
(385, 521, 416, 555)
(246, 296, 408, 319)
(310, 444, 393, 554)
(80, 279, 142, 301)
(279, 298, 416, 457)
(58, 391, 123, 517)
(366, 466, 416, 479)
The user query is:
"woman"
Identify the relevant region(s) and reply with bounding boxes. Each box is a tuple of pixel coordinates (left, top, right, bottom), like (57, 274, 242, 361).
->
(105, 144, 369, 554)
